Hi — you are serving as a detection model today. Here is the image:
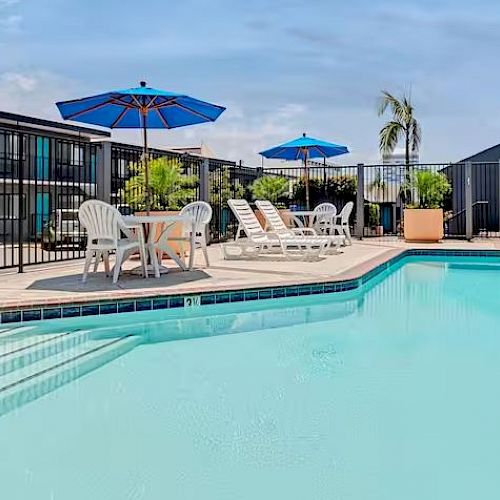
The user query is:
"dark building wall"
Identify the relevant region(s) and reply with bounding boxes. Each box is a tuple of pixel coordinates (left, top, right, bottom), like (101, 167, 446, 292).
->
(442, 146, 500, 234)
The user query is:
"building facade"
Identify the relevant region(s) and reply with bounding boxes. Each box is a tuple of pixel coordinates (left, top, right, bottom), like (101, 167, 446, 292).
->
(0, 111, 110, 247)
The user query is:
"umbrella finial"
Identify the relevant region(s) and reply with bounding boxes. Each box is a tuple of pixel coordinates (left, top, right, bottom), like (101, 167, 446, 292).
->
(303, 132, 306, 137)
(140, 81, 147, 87)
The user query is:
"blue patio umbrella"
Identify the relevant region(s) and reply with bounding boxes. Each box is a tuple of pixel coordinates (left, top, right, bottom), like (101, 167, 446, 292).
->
(259, 133, 349, 209)
(56, 81, 225, 211)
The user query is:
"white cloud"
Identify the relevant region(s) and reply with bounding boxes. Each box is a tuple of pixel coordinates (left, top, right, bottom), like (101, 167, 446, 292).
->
(0, 70, 81, 119)
(112, 101, 310, 165)
(1, 71, 36, 91)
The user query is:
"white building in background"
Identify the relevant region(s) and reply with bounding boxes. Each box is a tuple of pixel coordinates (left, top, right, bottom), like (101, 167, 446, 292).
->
(382, 148, 419, 165)
(169, 142, 215, 158)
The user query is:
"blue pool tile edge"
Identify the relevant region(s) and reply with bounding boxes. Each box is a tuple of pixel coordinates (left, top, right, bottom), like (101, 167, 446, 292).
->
(2, 249, 500, 324)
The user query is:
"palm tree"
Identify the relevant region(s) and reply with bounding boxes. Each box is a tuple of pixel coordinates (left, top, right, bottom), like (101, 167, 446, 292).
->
(378, 91, 421, 166)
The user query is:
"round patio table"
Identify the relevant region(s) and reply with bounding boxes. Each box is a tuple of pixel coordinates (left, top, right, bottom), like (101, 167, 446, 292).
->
(289, 210, 336, 228)
(123, 214, 195, 277)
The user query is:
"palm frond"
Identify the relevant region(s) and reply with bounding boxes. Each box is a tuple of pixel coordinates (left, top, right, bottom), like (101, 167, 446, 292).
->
(378, 91, 403, 120)
(379, 120, 404, 155)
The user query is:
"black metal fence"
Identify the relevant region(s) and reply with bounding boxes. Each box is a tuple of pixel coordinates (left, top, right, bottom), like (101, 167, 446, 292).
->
(110, 144, 260, 242)
(264, 161, 500, 239)
(208, 161, 259, 241)
(1, 124, 499, 273)
(0, 128, 99, 271)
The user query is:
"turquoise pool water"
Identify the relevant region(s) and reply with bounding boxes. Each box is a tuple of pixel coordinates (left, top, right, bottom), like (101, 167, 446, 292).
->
(1, 255, 500, 499)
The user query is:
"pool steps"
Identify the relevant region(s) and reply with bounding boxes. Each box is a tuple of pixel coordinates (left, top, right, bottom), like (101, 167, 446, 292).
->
(0, 330, 91, 377)
(0, 329, 141, 417)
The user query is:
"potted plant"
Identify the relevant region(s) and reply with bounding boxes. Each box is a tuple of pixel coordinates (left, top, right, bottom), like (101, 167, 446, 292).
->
(120, 156, 198, 254)
(403, 170, 451, 242)
(250, 175, 291, 226)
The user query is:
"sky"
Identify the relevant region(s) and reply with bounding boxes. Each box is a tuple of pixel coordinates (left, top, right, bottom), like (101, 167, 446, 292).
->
(1, 0, 500, 166)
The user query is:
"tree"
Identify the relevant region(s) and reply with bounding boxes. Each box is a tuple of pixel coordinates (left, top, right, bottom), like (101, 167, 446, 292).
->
(121, 156, 198, 211)
(250, 176, 289, 205)
(292, 175, 356, 207)
(378, 91, 421, 166)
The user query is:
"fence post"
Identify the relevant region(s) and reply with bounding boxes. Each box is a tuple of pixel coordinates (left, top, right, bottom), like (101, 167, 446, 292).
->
(96, 141, 112, 203)
(199, 158, 210, 202)
(355, 163, 365, 239)
(465, 161, 473, 240)
(17, 130, 24, 273)
(498, 160, 500, 235)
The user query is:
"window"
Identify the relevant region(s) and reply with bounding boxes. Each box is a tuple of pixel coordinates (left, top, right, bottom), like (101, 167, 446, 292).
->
(5, 133, 27, 160)
(71, 144, 84, 167)
(118, 158, 128, 178)
(58, 194, 84, 209)
(0, 194, 25, 220)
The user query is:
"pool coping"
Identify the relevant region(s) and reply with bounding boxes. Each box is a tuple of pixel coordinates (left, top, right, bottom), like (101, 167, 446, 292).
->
(1, 248, 499, 324)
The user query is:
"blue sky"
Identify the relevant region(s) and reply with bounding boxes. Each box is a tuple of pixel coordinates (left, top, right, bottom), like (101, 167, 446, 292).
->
(1, 0, 500, 165)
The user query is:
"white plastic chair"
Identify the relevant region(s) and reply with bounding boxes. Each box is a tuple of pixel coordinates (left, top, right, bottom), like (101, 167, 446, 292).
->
(255, 200, 344, 253)
(332, 201, 354, 245)
(224, 199, 329, 260)
(312, 203, 337, 235)
(78, 200, 147, 284)
(166, 201, 213, 267)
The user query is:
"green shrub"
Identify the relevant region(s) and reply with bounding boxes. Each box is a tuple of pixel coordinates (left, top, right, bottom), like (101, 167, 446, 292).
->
(367, 203, 380, 227)
(250, 176, 289, 205)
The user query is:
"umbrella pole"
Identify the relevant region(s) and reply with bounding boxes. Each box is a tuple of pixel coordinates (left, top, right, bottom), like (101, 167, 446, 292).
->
(304, 150, 310, 210)
(142, 112, 150, 215)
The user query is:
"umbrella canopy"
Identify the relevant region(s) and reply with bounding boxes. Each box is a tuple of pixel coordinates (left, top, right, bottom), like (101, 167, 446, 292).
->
(259, 133, 348, 161)
(56, 81, 225, 211)
(56, 82, 225, 129)
(259, 133, 349, 209)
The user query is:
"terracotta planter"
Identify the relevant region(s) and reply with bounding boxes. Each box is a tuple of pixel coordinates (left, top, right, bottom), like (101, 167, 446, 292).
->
(375, 225, 384, 236)
(135, 210, 185, 257)
(404, 208, 444, 242)
(255, 208, 292, 229)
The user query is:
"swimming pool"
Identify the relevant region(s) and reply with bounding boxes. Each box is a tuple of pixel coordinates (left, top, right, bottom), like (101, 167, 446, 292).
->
(1, 254, 499, 499)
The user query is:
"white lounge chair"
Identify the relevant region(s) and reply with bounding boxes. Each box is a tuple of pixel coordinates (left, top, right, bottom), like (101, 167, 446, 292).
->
(255, 200, 345, 253)
(224, 199, 329, 260)
(79, 200, 148, 283)
(166, 201, 212, 267)
(332, 201, 354, 245)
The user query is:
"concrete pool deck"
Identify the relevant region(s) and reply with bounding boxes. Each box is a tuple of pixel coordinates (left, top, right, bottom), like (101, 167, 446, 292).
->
(0, 237, 499, 311)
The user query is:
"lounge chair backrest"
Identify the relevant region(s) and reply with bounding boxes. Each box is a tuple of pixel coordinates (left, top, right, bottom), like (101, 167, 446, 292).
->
(254, 200, 288, 233)
(228, 199, 266, 238)
(339, 201, 354, 223)
(180, 201, 212, 234)
(79, 199, 125, 247)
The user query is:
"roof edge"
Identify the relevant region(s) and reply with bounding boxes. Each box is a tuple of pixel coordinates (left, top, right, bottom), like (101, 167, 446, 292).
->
(0, 110, 111, 138)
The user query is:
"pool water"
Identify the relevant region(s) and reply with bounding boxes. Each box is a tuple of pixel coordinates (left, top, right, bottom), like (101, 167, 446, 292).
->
(1, 256, 500, 500)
